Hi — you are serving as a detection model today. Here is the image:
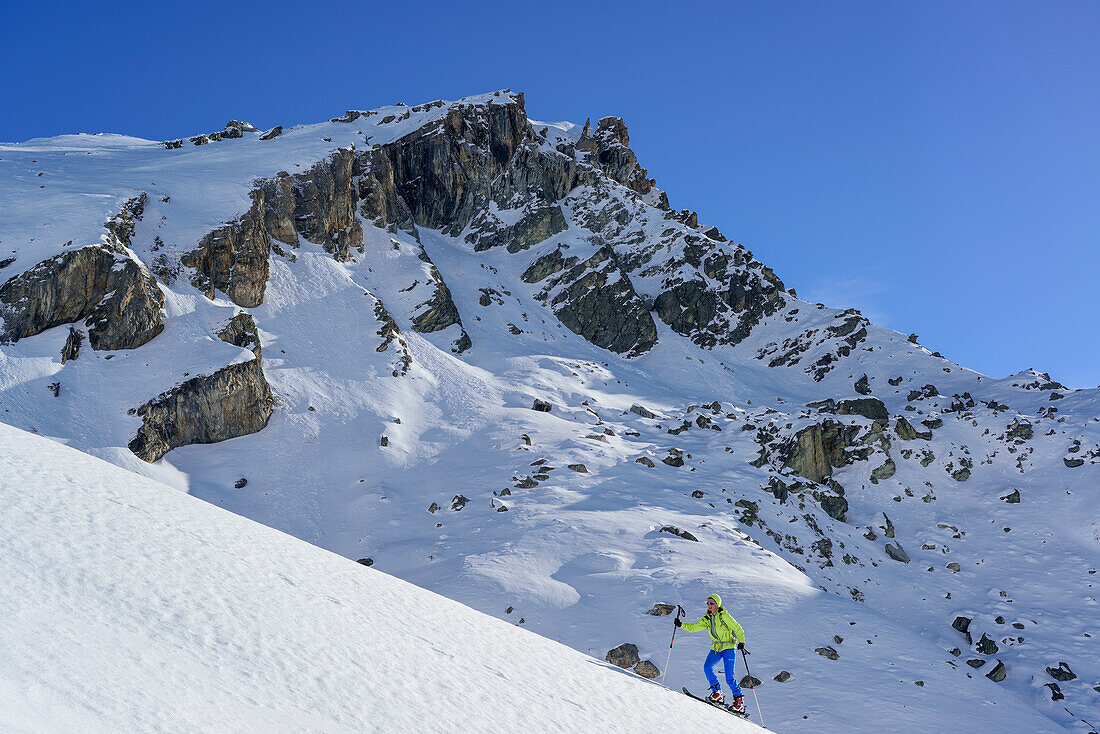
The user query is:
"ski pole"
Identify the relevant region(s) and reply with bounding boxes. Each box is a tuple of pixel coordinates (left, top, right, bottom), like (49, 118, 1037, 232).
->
(660, 605, 686, 686)
(740, 646, 764, 728)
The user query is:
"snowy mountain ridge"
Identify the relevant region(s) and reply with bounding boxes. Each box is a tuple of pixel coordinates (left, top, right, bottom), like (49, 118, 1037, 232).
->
(1, 90, 1097, 733)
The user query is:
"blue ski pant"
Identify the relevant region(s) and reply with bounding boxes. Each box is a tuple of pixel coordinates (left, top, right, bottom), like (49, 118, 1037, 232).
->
(704, 648, 742, 697)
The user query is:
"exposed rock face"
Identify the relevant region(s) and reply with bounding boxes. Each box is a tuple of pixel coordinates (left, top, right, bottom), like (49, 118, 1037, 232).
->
(524, 243, 657, 355)
(129, 313, 273, 462)
(543, 246, 657, 355)
(778, 419, 876, 481)
(783, 424, 830, 482)
(653, 248, 786, 348)
(580, 116, 655, 196)
(217, 312, 262, 357)
(471, 205, 567, 253)
(182, 190, 271, 308)
(837, 398, 888, 425)
(184, 148, 363, 307)
(411, 270, 462, 334)
(177, 94, 795, 359)
(408, 252, 471, 353)
(816, 488, 849, 522)
(0, 195, 163, 352)
(275, 148, 362, 260)
(358, 94, 573, 237)
(1, 237, 164, 351)
(60, 327, 83, 363)
(128, 357, 274, 462)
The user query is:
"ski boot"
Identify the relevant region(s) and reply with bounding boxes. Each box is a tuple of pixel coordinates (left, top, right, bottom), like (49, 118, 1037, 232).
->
(728, 695, 746, 714)
(707, 688, 724, 705)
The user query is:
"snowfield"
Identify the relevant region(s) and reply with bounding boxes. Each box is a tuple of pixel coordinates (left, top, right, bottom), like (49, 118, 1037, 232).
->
(0, 421, 762, 733)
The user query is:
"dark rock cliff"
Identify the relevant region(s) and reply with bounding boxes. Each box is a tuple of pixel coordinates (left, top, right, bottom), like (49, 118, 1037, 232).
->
(129, 312, 273, 462)
(184, 148, 363, 308)
(0, 195, 164, 350)
(178, 93, 796, 359)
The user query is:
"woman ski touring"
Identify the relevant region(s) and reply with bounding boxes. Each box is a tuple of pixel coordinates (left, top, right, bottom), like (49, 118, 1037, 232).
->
(675, 593, 747, 714)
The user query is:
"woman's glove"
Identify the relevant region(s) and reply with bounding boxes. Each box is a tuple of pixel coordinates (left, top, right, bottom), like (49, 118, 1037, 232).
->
(674, 617, 682, 627)
(737, 642, 745, 650)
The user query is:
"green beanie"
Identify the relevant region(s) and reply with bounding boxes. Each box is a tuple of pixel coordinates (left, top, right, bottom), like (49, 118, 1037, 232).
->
(707, 593, 722, 607)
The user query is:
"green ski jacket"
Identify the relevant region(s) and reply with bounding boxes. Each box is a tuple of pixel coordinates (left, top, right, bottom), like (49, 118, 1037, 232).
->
(680, 593, 745, 652)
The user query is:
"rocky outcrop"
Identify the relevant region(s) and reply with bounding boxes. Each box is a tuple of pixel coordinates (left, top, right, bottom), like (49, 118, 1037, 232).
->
(782, 423, 830, 482)
(271, 148, 362, 261)
(178, 121, 258, 147)
(184, 149, 363, 307)
(756, 309, 870, 380)
(183, 190, 271, 308)
(128, 357, 274, 462)
(129, 313, 272, 462)
(470, 205, 567, 253)
(541, 246, 657, 355)
(374, 300, 412, 377)
(778, 419, 876, 481)
(896, 416, 931, 441)
(411, 263, 471, 353)
(836, 398, 888, 425)
(579, 117, 655, 196)
(259, 126, 282, 141)
(521, 247, 570, 284)
(60, 327, 83, 363)
(217, 312, 262, 357)
(358, 94, 575, 237)
(652, 246, 786, 348)
(1, 195, 164, 350)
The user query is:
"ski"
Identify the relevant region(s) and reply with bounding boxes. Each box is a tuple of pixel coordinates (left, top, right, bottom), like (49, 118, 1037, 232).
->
(682, 687, 750, 719)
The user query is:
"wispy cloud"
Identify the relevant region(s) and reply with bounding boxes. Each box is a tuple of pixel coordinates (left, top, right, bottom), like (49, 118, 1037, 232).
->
(796, 272, 894, 327)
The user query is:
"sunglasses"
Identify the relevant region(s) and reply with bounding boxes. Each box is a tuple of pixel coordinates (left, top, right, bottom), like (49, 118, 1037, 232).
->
(706, 600, 717, 606)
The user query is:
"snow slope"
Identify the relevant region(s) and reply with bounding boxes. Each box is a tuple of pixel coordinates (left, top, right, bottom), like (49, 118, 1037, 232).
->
(0, 421, 763, 733)
(1, 91, 1097, 733)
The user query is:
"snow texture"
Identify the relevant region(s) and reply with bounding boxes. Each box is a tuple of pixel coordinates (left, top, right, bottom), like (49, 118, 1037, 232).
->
(0, 421, 763, 733)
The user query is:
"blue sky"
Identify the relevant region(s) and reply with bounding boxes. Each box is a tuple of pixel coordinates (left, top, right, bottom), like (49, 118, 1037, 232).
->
(2, 1, 1097, 386)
